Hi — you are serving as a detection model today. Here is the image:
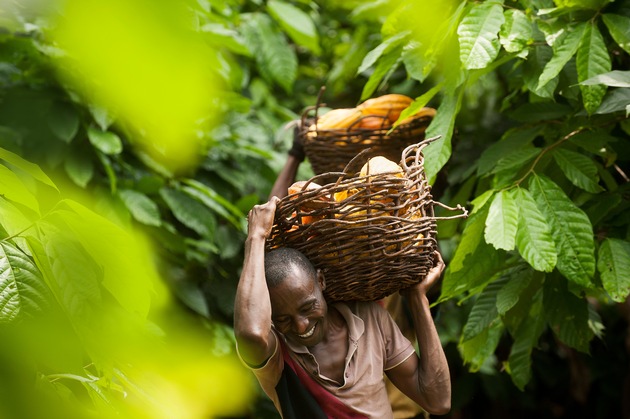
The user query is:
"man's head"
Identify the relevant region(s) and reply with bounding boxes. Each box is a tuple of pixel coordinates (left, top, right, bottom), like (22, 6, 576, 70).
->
(264, 248, 329, 347)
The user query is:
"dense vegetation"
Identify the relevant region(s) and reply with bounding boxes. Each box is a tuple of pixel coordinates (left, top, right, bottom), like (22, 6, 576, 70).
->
(0, 0, 628, 417)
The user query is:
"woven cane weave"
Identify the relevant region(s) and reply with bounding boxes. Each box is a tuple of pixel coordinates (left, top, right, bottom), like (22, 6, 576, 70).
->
(300, 107, 434, 176)
(266, 138, 468, 302)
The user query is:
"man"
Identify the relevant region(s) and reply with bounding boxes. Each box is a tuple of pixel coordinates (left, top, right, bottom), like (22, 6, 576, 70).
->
(234, 197, 451, 418)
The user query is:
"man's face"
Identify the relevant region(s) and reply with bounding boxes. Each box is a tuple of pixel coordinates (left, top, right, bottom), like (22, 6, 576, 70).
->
(269, 266, 328, 348)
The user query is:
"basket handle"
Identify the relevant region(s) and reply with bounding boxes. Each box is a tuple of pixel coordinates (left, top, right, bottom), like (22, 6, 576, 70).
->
(428, 201, 469, 220)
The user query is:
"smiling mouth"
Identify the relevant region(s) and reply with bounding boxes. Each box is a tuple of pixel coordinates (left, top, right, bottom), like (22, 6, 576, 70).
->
(298, 324, 316, 339)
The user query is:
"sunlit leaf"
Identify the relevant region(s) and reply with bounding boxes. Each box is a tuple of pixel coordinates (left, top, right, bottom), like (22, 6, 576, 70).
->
(423, 88, 464, 184)
(580, 70, 630, 88)
(515, 187, 557, 272)
(500, 9, 532, 55)
(118, 189, 161, 227)
(0, 165, 39, 213)
(360, 46, 403, 100)
(577, 22, 611, 114)
(485, 189, 519, 251)
(0, 147, 57, 191)
(267, 0, 321, 55)
(87, 127, 123, 155)
(552, 148, 604, 193)
(529, 174, 595, 287)
(553, 0, 611, 9)
(537, 23, 586, 90)
(597, 238, 630, 302)
(543, 274, 593, 352)
(602, 14, 630, 55)
(0, 241, 49, 323)
(457, 2, 505, 69)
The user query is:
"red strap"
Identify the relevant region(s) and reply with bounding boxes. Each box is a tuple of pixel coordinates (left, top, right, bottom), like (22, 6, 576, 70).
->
(279, 340, 368, 419)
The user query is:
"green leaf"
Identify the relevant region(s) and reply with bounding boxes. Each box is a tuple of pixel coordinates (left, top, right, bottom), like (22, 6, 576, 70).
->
(523, 44, 557, 98)
(0, 147, 57, 190)
(181, 179, 246, 232)
(577, 22, 611, 114)
(553, 0, 611, 10)
(462, 278, 506, 342)
(515, 187, 557, 272)
(401, 41, 436, 83)
(241, 13, 297, 93)
(160, 187, 216, 237)
(267, 0, 321, 55)
(0, 241, 49, 323)
(423, 88, 464, 184)
(529, 174, 595, 287)
(507, 102, 572, 122)
(0, 165, 40, 213)
(594, 87, 630, 115)
(201, 23, 251, 57)
(537, 23, 586, 90)
(459, 321, 503, 372)
(47, 103, 79, 144)
(491, 147, 541, 175)
(505, 291, 545, 390)
(357, 31, 410, 74)
(87, 127, 123, 155)
(580, 70, 630, 88)
(441, 208, 505, 302)
(597, 238, 630, 303)
(602, 14, 630, 55)
(394, 83, 443, 127)
(499, 9, 532, 55)
(118, 189, 161, 226)
(496, 264, 536, 316)
(64, 151, 94, 188)
(360, 46, 403, 100)
(457, 2, 505, 70)
(552, 148, 604, 193)
(478, 126, 542, 176)
(485, 189, 519, 251)
(543, 274, 593, 352)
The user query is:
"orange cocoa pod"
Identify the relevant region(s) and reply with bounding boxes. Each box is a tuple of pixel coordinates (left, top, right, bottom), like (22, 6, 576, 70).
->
(312, 108, 363, 130)
(357, 115, 391, 130)
(357, 94, 413, 123)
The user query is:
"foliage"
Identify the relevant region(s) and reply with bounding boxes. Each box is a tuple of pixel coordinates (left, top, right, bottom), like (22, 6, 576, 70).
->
(1, 0, 629, 417)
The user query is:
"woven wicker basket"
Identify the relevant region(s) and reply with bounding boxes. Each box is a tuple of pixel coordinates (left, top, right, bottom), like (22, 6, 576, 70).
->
(266, 138, 468, 302)
(300, 105, 434, 176)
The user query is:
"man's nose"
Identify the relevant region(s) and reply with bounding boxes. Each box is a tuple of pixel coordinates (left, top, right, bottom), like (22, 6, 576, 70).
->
(293, 315, 309, 333)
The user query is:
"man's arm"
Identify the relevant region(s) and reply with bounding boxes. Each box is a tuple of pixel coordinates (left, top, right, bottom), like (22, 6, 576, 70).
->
(385, 251, 452, 415)
(268, 121, 304, 200)
(234, 197, 280, 367)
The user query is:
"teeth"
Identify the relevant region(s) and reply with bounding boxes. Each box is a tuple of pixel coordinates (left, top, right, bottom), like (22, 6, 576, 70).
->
(298, 325, 315, 338)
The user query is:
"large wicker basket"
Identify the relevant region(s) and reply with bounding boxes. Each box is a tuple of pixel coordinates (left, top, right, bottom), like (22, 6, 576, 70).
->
(266, 138, 468, 302)
(300, 101, 434, 176)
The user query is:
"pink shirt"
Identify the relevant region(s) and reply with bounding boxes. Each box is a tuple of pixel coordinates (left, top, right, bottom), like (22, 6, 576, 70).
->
(239, 301, 416, 418)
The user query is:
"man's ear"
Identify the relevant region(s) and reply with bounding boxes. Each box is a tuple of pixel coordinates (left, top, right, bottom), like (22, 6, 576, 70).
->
(317, 269, 326, 291)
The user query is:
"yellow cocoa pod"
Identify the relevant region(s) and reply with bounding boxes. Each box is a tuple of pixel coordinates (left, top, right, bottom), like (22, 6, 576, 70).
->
(357, 94, 414, 123)
(312, 108, 363, 130)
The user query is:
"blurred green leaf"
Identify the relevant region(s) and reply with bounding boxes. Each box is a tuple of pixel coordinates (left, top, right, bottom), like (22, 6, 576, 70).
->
(47, 104, 79, 144)
(0, 147, 57, 191)
(118, 189, 161, 227)
(357, 31, 409, 75)
(602, 14, 630, 55)
(87, 127, 123, 155)
(500, 9, 532, 55)
(267, 0, 321, 55)
(64, 151, 94, 188)
(160, 186, 216, 237)
(0, 165, 40, 213)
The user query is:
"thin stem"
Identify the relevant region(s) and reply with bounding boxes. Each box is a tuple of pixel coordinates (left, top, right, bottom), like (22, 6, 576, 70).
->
(513, 127, 586, 187)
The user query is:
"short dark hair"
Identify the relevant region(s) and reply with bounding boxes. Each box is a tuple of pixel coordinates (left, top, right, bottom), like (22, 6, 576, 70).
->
(265, 247, 317, 288)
